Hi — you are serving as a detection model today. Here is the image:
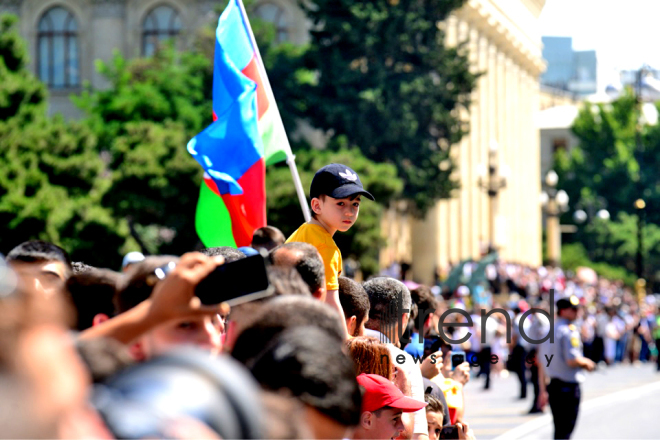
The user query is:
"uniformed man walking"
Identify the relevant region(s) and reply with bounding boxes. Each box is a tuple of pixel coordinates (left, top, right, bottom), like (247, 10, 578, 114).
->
(539, 296, 596, 439)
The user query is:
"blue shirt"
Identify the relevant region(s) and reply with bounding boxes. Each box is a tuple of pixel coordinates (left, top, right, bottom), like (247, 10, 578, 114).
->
(404, 332, 425, 358)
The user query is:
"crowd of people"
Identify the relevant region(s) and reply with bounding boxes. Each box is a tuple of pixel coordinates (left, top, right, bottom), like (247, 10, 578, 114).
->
(1, 162, 659, 439)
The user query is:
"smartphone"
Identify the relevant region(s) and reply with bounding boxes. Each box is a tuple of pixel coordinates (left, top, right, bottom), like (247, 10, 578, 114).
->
(451, 351, 466, 370)
(195, 253, 271, 305)
(439, 425, 459, 439)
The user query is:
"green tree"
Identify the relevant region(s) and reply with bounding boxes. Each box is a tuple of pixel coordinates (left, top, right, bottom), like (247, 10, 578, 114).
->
(0, 14, 126, 266)
(557, 92, 660, 288)
(73, 47, 211, 255)
(300, 0, 478, 213)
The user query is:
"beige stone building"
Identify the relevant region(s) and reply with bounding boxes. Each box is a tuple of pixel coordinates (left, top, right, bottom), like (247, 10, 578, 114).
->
(1, 0, 547, 284)
(382, 0, 547, 284)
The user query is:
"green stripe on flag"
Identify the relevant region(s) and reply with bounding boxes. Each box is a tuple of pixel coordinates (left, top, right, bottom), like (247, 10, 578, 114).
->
(259, 105, 290, 166)
(195, 182, 237, 248)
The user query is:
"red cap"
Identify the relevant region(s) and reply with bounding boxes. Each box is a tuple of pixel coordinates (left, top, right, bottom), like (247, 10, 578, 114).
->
(356, 374, 427, 413)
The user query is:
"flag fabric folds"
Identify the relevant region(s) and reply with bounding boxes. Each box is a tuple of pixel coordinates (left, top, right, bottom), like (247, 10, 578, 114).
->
(188, 0, 291, 248)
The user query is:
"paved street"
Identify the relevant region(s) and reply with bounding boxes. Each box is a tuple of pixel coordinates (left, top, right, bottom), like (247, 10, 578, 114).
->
(462, 363, 660, 439)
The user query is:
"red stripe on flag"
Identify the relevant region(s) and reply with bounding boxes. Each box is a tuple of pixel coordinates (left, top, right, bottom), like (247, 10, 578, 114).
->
(203, 175, 222, 197)
(220, 158, 266, 247)
(241, 57, 269, 120)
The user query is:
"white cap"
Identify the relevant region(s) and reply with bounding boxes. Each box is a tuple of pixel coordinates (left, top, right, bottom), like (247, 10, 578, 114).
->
(122, 251, 145, 269)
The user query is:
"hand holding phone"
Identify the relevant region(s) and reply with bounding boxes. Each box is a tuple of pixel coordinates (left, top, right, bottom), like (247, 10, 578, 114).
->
(194, 252, 271, 306)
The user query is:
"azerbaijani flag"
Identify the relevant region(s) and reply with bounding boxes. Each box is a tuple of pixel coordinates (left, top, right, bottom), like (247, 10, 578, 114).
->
(188, 0, 291, 248)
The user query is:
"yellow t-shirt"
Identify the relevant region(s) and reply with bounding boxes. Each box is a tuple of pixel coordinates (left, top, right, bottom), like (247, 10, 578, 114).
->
(286, 223, 342, 291)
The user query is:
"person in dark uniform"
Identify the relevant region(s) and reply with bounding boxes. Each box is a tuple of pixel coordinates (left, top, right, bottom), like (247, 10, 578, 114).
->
(539, 296, 596, 439)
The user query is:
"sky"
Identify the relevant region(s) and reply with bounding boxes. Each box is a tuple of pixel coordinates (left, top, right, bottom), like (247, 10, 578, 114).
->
(538, 0, 660, 88)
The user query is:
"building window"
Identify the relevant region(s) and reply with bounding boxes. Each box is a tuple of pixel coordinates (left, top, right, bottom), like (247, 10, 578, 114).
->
(37, 6, 79, 88)
(552, 138, 568, 154)
(254, 2, 288, 43)
(142, 4, 182, 56)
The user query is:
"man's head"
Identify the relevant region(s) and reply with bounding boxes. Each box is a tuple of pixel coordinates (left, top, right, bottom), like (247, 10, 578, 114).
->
(231, 296, 345, 364)
(6, 240, 72, 297)
(338, 277, 370, 337)
(424, 394, 445, 440)
(411, 286, 438, 335)
(363, 277, 412, 344)
(116, 256, 222, 359)
(271, 242, 326, 300)
(266, 265, 312, 297)
(66, 267, 121, 330)
(557, 296, 580, 321)
(200, 246, 246, 262)
(309, 164, 374, 231)
(353, 374, 426, 440)
(251, 226, 285, 252)
(247, 326, 362, 439)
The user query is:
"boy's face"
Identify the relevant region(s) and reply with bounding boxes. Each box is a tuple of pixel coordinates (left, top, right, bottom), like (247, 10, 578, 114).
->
(426, 410, 444, 440)
(313, 195, 361, 233)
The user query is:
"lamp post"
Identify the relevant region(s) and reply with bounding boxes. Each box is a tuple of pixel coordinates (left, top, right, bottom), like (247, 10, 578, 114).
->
(477, 140, 508, 252)
(634, 198, 646, 280)
(540, 170, 569, 266)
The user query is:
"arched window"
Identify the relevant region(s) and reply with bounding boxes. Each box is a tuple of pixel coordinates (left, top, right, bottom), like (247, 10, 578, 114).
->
(254, 2, 288, 43)
(37, 6, 79, 88)
(142, 4, 182, 56)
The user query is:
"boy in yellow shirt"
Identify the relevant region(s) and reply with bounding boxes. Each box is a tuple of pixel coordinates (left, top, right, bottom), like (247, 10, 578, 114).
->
(286, 164, 374, 330)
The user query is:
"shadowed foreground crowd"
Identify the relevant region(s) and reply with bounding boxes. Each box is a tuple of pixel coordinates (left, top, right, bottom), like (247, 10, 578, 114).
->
(1, 229, 659, 439)
(0, 228, 475, 440)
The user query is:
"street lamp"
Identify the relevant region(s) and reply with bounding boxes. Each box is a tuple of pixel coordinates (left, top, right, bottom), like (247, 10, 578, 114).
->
(573, 197, 609, 261)
(477, 140, 507, 252)
(541, 170, 569, 266)
(634, 198, 646, 281)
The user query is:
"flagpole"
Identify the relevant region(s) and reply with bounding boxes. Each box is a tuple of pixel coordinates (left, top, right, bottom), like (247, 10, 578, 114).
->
(235, 0, 311, 223)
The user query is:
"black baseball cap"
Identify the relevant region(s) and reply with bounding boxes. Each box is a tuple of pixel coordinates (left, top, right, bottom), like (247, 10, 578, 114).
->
(310, 164, 375, 201)
(557, 295, 580, 310)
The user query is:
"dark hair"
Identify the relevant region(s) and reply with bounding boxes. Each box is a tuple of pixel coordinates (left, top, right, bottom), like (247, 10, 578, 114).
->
(338, 277, 370, 331)
(271, 242, 325, 294)
(410, 285, 437, 331)
(200, 246, 245, 262)
(363, 277, 412, 329)
(424, 393, 445, 415)
(251, 226, 286, 252)
(267, 265, 311, 297)
(231, 296, 344, 365)
(247, 326, 361, 427)
(346, 336, 392, 379)
(71, 261, 93, 275)
(66, 267, 121, 330)
(6, 240, 71, 270)
(115, 256, 179, 313)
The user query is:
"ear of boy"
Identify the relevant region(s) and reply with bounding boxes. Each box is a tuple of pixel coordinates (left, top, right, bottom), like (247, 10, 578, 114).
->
(347, 315, 357, 336)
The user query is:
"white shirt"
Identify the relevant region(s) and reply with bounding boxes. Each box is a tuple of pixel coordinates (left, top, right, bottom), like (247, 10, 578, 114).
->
(364, 329, 428, 437)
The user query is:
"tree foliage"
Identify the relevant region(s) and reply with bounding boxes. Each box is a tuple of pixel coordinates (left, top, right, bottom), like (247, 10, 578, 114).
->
(0, 14, 127, 267)
(300, 0, 478, 213)
(558, 92, 660, 288)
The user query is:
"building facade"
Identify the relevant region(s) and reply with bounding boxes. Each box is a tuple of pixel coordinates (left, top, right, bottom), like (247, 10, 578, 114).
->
(0, 0, 312, 117)
(393, 0, 546, 284)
